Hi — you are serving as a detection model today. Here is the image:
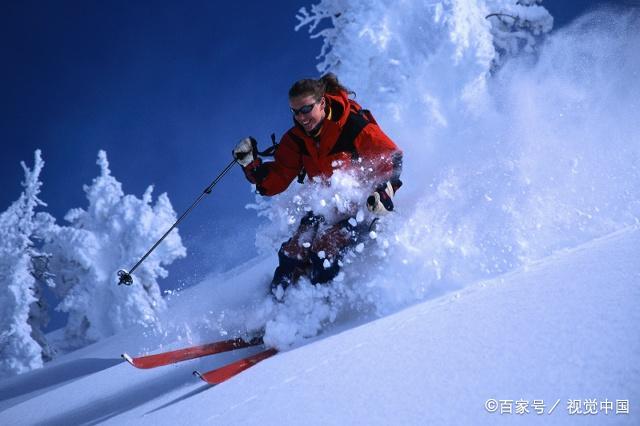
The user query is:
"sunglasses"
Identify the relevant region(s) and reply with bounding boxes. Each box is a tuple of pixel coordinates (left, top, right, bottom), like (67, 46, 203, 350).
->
(290, 101, 318, 116)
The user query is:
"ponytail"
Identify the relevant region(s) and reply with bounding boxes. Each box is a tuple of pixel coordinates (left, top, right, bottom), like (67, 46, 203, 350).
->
(319, 73, 354, 96)
(288, 73, 354, 100)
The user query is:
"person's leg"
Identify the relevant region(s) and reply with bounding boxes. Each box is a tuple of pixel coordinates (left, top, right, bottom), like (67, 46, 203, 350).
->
(309, 217, 374, 284)
(309, 222, 354, 284)
(270, 212, 323, 295)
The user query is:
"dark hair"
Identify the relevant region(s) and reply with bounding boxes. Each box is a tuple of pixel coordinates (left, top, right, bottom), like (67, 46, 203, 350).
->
(288, 73, 354, 100)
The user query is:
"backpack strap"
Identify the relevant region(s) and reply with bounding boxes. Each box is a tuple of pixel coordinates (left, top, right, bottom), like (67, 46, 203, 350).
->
(257, 133, 278, 157)
(328, 108, 371, 159)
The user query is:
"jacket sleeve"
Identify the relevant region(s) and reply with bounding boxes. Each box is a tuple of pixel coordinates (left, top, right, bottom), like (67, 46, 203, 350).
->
(242, 133, 303, 196)
(354, 123, 403, 191)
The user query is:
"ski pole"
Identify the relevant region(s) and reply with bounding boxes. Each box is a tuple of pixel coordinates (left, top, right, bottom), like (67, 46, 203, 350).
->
(117, 158, 238, 286)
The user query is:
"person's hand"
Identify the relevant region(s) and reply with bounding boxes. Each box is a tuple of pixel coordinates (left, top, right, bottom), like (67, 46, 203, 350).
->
(233, 137, 258, 167)
(367, 181, 396, 215)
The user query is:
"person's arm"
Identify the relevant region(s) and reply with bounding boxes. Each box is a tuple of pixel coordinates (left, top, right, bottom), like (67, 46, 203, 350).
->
(233, 135, 303, 196)
(354, 125, 403, 214)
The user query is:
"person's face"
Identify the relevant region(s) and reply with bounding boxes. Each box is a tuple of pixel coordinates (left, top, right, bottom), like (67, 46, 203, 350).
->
(290, 94, 326, 133)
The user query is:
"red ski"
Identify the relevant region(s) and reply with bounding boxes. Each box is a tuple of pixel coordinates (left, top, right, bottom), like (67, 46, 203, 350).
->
(193, 348, 277, 385)
(121, 336, 264, 369)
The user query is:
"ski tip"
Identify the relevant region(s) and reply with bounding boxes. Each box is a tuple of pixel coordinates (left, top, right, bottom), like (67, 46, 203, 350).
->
(192, 370, 205, 381)
(121, 353, 135, 366)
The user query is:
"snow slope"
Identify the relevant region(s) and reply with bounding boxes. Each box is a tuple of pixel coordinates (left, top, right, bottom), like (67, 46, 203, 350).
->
(1, 5, 638, 422)
(1, 225, 637, 425)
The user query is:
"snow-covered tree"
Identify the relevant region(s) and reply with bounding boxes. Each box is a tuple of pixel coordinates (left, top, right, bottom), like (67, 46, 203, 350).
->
(295, 0, 552, 125)
(0, 150, 55, 378)
(290, 0, 640, 318)
(485, 0, 553, 72)
(45, 150, 186, 349)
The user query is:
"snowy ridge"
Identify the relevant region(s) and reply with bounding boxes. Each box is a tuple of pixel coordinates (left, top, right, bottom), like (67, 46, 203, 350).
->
(0, 225, 638, 425)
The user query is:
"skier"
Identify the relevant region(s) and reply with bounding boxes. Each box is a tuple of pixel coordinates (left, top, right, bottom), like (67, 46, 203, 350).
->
(233, 73, 402, 298)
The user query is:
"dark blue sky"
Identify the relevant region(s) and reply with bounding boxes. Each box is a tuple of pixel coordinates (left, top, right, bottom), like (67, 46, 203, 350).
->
(0, 0, 619, 288)
(1, 0, 324, 283)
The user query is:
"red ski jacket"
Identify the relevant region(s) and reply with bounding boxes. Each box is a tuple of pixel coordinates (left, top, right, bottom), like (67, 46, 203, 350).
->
(242, 90, 402, 196)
